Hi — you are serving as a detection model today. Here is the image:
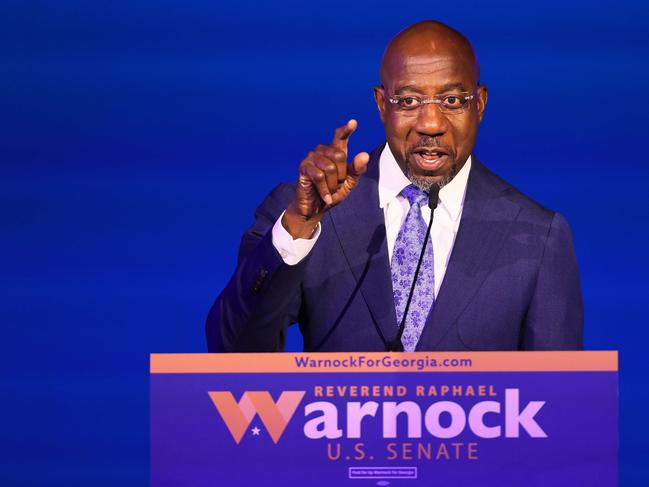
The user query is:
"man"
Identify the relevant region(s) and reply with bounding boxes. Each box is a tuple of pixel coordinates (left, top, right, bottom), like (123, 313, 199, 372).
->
(206, 21, 583, 352)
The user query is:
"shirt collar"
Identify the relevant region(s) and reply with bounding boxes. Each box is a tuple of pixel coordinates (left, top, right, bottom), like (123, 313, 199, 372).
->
(378, 144, 471, 222)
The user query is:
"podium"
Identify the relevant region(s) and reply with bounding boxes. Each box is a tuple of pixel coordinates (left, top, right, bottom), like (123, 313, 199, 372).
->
(150, 351, 617, 486)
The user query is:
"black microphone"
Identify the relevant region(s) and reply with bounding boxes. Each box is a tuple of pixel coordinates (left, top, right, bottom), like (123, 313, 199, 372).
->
(428, 185, 440, 210)
(387, 185, 441, 352)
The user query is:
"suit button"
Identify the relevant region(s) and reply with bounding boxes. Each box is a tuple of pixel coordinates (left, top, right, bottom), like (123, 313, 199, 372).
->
(251, 269, 269, 294)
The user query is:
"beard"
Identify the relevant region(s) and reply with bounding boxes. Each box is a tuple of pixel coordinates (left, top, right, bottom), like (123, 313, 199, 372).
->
(404, 136, 459, 193)
(405, 157, 458, 193)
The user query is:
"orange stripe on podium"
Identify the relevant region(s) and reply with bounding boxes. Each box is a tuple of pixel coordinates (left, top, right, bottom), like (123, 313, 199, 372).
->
(150, 351, 618, 373)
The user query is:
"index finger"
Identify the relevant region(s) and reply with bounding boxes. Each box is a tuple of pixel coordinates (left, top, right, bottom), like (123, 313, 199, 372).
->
(331, 119, 358, 150)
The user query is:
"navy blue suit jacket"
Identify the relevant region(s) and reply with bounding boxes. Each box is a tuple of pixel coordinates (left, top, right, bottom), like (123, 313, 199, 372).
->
(206, 146, 583, 352)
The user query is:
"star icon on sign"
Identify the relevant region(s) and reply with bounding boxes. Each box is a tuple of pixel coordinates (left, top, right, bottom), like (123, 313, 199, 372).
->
(251, 426, 261, 436)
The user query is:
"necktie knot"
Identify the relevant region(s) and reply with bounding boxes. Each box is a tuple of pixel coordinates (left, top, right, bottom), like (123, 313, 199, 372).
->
(401, 185, 427, 208)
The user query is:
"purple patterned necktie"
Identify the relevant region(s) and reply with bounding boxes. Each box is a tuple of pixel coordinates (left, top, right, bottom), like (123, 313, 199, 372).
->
(390, 185, 435, 352)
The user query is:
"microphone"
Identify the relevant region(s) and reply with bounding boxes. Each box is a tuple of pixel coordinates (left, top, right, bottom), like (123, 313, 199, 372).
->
(428, 185, 440, 210)
(386, 185, 440, 352)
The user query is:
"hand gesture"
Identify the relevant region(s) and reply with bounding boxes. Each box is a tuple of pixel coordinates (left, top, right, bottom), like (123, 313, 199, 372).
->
(283, 119, 370, 239)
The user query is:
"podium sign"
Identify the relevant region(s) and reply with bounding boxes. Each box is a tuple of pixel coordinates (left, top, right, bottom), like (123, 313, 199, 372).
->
(151, 352, 617, 486)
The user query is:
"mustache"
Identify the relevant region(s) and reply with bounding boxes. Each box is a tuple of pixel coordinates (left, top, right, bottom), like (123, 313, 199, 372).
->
(410, 137, 453, 154)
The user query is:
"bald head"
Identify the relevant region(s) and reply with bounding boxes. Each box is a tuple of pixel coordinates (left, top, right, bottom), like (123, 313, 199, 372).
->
(373, 20, 488, 191)
(380, 21, 480, 88)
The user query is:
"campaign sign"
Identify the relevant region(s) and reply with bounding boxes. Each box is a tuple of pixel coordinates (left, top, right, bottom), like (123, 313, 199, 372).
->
(150, 352, 617, 486)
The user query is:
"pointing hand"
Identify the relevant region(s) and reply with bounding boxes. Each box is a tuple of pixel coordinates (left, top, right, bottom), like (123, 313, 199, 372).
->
(283, 120, 369, 239)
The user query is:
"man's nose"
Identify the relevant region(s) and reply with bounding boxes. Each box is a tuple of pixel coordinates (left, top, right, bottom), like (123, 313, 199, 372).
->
(414, 103, 447, 136)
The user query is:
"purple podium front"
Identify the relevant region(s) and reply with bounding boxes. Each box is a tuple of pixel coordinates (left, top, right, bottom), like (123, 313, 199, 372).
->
(150, 351, 618, 486)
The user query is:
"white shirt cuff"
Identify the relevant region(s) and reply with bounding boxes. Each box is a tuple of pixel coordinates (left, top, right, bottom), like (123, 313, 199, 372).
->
(271, 211, 321, 265)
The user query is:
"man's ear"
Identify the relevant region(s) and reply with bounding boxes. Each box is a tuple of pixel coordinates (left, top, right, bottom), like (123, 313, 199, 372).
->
(373, 86, 386, 123)
(476, 84, 488, 123)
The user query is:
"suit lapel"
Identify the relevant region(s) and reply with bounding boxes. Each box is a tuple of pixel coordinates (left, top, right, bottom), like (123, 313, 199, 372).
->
(416, 159, 521, 350)
(327, 146, 398, 347)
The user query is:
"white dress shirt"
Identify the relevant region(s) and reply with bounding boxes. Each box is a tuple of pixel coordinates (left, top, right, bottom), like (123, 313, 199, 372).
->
(272, 145, 472, 297)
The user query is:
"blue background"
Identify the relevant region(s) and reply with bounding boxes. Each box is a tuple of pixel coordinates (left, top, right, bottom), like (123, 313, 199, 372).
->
(3, 0, 648, 485)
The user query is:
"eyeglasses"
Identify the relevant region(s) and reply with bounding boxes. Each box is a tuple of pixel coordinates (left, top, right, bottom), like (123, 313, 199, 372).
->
(387, 92, 475, 114)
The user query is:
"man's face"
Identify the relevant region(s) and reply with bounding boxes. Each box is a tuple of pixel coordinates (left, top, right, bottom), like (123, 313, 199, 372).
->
(374, 45, 487, 190)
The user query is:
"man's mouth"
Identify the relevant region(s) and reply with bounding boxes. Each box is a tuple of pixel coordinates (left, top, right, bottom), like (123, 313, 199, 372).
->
(411, 148, 449, 171)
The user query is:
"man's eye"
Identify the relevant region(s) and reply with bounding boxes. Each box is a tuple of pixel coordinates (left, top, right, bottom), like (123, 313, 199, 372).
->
(442, 95, 466, 109)
(399, 97, 420, 109)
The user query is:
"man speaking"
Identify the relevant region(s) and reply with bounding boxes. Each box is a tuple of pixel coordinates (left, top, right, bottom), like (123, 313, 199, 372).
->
(206, 20, 583, 352)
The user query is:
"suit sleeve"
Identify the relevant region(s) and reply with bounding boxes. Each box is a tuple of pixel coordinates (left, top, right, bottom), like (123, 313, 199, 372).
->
(521, 212, 584, 350)
(205, 184, 309, 352)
